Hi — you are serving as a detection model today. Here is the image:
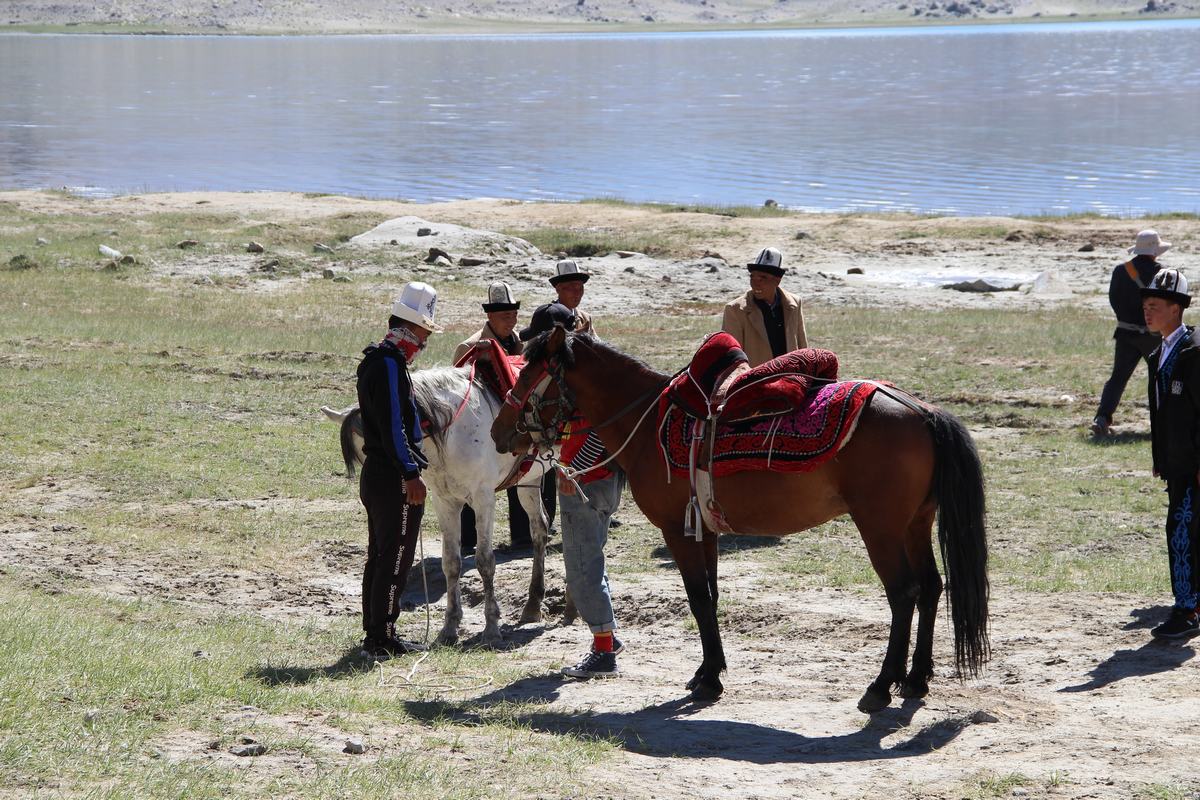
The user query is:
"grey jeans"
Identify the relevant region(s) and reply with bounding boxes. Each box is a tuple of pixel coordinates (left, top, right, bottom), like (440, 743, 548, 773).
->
(559, 468, 625, 634)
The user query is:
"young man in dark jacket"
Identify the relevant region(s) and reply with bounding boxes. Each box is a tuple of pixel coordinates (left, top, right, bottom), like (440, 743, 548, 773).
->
(1091, 230, 1170, 436)
(355, 282, 442, 659)
(1143, 268, 1200, 640)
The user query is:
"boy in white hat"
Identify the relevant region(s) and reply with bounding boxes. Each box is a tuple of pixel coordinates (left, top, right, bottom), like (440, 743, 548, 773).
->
(355, 281, 442, 659)
(1142, 268, 1200, 640)
(1090, 230, 1171, 437)
(721, 247, 808, 367)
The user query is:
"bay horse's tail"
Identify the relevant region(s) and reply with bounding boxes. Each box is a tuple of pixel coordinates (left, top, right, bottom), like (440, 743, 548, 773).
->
(928, 407, 990, 678)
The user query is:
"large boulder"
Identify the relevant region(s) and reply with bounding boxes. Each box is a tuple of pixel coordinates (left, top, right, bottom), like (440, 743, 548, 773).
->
(349, 216, 540, 260)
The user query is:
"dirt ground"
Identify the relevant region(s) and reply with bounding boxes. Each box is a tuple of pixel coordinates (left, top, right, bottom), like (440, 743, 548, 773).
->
(4, 478, 1198, 799)
(4, 191, 1200, 798)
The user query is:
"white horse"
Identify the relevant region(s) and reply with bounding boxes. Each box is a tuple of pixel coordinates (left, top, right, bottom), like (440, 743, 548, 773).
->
(321, 366, 566, 646)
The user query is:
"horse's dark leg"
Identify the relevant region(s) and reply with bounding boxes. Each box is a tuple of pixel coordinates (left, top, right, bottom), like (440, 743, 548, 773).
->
(663, 526, 724, 701)
(899, 510, 942, 699)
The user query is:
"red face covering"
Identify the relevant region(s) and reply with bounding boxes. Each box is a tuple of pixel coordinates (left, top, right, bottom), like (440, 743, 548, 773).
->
(382, 325, 426, 364)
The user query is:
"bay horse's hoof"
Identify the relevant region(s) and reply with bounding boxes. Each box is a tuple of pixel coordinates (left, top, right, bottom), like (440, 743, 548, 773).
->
(436, 630, 459, 647)
(689, 681, 723, 703)
(857, 686, 892, 714)
(897, 679, 929, 700)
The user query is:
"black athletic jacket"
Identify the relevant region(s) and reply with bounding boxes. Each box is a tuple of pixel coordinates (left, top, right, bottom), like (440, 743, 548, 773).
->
(1110, 255, 1164, 331)
(356, 343, 427, 480)
(1148, 326, 1200, 480)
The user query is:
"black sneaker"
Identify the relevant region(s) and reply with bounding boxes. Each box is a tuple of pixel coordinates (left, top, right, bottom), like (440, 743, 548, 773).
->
(360, 636, 428, 660)
(562, 649, 619, 679)
(611, 636, 625, 656)
(1151, 608, 1200, 640)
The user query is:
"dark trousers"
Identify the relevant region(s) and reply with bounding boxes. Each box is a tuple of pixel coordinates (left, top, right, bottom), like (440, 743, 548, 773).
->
(1097, 330, 1160, 422)
(359, 458, 424, 640)
(461, 473, 557, 551)
(1165, 477, 1200, 611)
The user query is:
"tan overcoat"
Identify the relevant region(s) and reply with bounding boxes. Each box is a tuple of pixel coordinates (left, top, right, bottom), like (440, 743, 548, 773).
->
(720, 288, 808, 367)
(453, 323, 523, 365)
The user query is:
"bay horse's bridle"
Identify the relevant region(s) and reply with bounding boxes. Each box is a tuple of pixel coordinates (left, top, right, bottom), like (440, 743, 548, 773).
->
(503, 356, 575, 447)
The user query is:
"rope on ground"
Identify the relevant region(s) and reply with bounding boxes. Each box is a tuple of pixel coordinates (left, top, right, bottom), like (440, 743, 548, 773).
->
(372, 652, 495, 694)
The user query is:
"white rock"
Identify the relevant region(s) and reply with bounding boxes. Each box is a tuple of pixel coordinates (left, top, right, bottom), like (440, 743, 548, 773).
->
(99, 245, 122, 259)
(343, 737, 367, 754)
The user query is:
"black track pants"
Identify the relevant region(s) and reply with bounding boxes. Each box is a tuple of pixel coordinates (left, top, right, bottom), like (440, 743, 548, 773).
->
(359, 458, 424, 640)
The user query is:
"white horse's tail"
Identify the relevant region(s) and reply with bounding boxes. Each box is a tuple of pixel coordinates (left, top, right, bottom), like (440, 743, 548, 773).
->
(320, 404, 354, 423)
(320, 404, 364, 479)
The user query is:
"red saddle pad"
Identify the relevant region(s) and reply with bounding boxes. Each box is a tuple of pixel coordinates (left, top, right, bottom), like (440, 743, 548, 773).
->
(454, 338, 524, 398)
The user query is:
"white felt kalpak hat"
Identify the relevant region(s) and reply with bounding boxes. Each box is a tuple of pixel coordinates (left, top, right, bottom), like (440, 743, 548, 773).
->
(746, 247, 785, 277)
(481, 281, 520, 312)
(391, 281, 444, 333)
(550, 259, 590, 286)
(1141, 268, 1191, 309)
(1129, 229, 1172, 257)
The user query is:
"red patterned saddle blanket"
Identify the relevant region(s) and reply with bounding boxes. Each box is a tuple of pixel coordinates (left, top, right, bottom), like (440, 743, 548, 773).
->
(454, 338, 524, 399)
(657, 333, 877, 477)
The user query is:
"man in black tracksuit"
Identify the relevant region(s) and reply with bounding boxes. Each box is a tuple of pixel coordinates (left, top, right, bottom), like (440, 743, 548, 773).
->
(1143, 268, 1200, 641)
(356, 282, 441, 658)
(1091, 230, 1170, 436)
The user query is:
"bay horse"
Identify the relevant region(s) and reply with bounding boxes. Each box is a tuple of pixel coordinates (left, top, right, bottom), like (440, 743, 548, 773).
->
(490, 327, 988, 712)
(321, 365, 561, 647)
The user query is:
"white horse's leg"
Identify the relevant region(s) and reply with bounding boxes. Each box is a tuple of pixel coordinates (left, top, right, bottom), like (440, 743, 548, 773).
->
(432, 496, 464, 645)
(516, 481, 547, 625)
(471, 495, 503, 645)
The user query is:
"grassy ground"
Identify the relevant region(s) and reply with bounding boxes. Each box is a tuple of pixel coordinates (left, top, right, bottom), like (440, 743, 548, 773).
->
(0, 204, 1182, 797)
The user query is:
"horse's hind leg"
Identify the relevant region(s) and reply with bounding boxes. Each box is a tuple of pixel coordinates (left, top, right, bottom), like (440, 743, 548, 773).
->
(664, 526, 725, 702)
(516, 483, 548, 625)
(899, 508, 942, 699)
(853, 516, 919, 713)
(434, 497, 464, 646)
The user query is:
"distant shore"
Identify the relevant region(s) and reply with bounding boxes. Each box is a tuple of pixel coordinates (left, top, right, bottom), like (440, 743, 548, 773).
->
(3, 0, 1197, 37)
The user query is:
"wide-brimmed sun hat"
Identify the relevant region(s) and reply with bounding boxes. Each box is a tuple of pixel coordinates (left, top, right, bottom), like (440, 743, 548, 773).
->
(391, 281, 444, 333)
(549, 259, 590, 286)
(1129, 229, 1172, 257)
(481, 281, 520, 313)
(1141, 268, 1191, 308)
(745, 247, 785, 277)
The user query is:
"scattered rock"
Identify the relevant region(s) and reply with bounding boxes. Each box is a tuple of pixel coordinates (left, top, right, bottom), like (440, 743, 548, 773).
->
(425, 247, 452, 264)
(176, 239, 199, 249)
(101, 261, 120, 272)
(1003, 231, 1024, 242)
(246, 241, 264, 254)
(229, 742, 267, 757)
(322, 268, 336, 280)
(616, 250, 638, 258)
(119, 254, 136, 265)
(1025, 270, 1072, 295)
(970, 709, 1000, 724)
(333, 275, 352, 283)
(1078, 243, 1095, 252)
(458, 256, 489, 267)
(847, 267, 865, 275)
(343, 738, 367, 754)
(313, 243, 334, 254)
(661, 275, 672, 283)
(763, 199, 778, 208)
(83, 709, 100, 727)
(193, 650, 209, 659)
(99, 244, 122, 259)
(624, 266, 636, 274)
(416, 227, 433, 236)
(389, 239, 399, 245)
(258, 262, 277, 274)
(35, 237, 48, 246)
(794, 231, 810, 240)
(1059, 394, 1077, 403)
(194, 276, 215, 285)
(432, 255, 452, 268)
(706, 265, 719, 274)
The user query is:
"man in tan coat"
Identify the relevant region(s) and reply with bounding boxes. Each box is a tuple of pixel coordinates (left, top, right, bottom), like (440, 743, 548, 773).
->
(453, 282, 523, 364)
(453, 282, 554, 554)
(721, 247, 808, 367)
(550, 260, 598, 337)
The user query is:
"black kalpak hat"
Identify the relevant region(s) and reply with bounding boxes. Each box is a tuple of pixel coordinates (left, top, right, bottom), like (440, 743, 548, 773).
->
(481, 281, 520, 313)
(519, 302, 577, 342)
(746, 247, 785, 277)
(1141, 268, 1191, 308)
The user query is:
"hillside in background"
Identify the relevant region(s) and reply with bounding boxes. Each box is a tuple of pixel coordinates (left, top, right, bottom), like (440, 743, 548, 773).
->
(3, 0, 1196, 33)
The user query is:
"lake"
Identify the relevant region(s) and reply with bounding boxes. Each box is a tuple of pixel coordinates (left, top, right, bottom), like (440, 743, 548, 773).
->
(1, 20, 1199, 215)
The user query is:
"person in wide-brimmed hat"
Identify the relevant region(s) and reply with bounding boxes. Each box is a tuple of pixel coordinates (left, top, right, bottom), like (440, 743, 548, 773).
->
(1140, 268, 1200, 641)
(548, 260, 597, 336)
(720, 247, 809, 367)
(1090, 230, 1174, 437)
(453, 282, 556, 554)
(354, 281, 441, 659)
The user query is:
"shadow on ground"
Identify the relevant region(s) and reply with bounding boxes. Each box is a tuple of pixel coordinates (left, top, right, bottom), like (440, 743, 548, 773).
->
(403, 677, 975, 764)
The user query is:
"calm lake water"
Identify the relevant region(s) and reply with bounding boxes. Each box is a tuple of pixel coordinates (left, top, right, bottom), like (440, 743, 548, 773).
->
(2, 20, 1199, 215)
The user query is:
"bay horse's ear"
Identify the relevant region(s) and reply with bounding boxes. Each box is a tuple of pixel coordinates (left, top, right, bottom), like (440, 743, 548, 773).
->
(546, 324, 567, 354)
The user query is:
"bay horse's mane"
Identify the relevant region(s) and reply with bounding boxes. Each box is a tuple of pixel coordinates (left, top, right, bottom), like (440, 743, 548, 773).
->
(523, 330, 669, 384)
